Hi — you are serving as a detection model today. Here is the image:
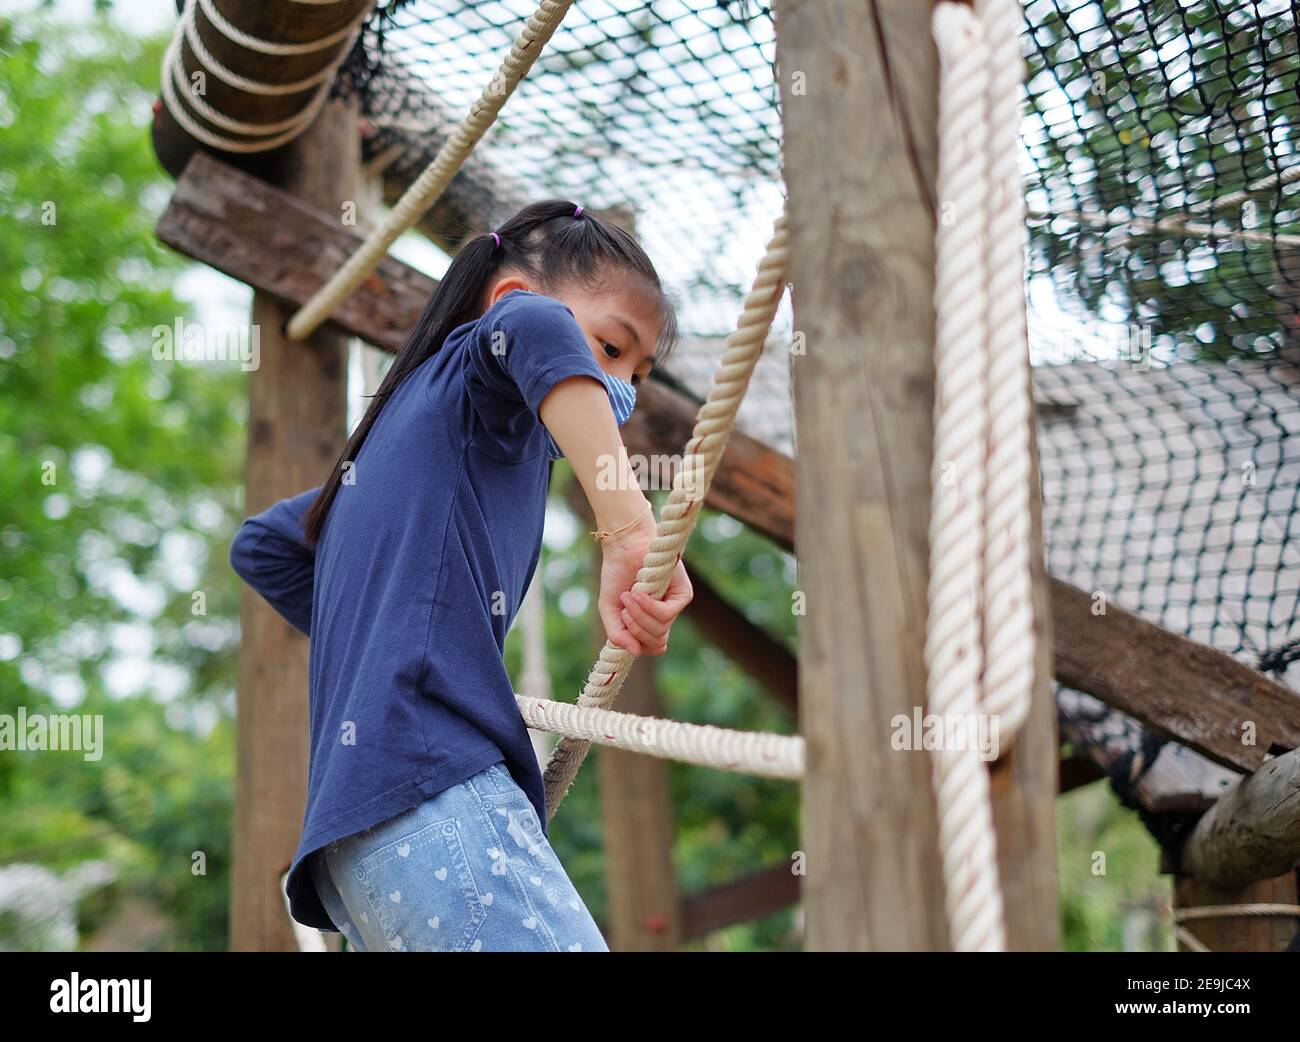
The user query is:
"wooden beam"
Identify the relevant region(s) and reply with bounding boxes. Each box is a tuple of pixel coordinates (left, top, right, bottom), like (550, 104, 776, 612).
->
(680, 561, 798, 720)
(679, 864, 801, 942)
(230, 98, 355, 951)
(777, 0, 949, 951)
(1051, 579, 1300, 773)
(153, 1, 374, 178)
(1178, 745, 1300, 888)
(157, 153, 433, 352)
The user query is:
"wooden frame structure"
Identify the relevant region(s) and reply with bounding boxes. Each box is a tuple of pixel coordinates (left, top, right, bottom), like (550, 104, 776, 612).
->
(151, 0, 1300, 952)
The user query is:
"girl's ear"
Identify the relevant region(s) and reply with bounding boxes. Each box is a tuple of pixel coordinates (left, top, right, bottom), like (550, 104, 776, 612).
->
(485, 274, 534, 309)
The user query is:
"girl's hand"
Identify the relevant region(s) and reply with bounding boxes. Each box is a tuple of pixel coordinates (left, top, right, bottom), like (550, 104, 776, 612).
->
(596, 514, 693, 656)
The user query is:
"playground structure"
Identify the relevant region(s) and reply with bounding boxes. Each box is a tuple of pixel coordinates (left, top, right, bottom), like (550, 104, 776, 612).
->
(152, 0, 1300, 951)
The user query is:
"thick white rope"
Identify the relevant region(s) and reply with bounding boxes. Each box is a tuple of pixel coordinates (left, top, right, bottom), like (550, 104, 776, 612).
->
(929, 2, 1006, 953)
(541, 207, 790, 820)
(517, 695, 804, 780)
(286, 0, 578, 340)
(976, 0, 1035, 743)
(159, 0, 370, 153)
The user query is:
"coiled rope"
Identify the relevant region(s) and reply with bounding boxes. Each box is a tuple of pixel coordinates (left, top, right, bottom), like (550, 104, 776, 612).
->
(159, 0, 371, 154)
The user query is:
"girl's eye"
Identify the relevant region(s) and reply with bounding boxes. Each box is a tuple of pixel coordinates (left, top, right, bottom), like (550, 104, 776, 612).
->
(602, 341, 620, 359)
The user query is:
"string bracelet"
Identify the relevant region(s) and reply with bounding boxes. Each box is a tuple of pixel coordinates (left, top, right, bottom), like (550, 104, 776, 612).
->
(590, 502, 653, 544)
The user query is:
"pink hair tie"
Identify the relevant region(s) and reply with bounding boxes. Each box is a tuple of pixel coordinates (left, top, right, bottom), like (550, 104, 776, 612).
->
(574, 204, 583, 218)
(490, 232, 501, 248)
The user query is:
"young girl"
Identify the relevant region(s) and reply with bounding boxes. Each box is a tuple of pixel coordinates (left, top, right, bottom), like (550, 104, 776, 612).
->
(230, 199, 693, 952)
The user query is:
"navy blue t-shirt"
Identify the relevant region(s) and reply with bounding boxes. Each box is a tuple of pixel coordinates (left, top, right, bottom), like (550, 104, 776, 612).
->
(229, 289, 615, 931)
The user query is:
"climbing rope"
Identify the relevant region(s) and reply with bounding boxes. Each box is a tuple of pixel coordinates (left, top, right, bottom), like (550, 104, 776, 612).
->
(517, 695, 804, 780)
(926, 0, 1037, 952)
(540, 206, 790, 819)
(286, 0, 577, 340)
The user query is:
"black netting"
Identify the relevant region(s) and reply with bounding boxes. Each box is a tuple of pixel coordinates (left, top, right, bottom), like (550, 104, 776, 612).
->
(333, 0, 1300, 690)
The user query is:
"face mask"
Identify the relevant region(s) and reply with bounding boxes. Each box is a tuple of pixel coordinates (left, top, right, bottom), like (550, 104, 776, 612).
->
(546, 371, 638, 461)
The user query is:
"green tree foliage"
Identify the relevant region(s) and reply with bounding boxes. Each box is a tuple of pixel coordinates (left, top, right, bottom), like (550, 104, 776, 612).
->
(0, 14, 244, 950)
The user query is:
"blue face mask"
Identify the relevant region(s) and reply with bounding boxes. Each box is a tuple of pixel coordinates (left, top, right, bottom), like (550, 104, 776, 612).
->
(546, 371, 638, 461)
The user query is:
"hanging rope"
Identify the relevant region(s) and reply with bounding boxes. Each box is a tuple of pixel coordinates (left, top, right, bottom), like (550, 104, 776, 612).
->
(975, 0, 1036, 745)
(540, 206, 790, 820)
(926, 0, 1037, 953)
(286, 0, 577, 340)
(928, 0, 1005, 954)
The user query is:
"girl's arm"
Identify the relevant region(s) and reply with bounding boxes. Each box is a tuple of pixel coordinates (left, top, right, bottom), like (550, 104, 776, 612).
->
(540, 378, 692, 657)
(229, 487, 320, 636)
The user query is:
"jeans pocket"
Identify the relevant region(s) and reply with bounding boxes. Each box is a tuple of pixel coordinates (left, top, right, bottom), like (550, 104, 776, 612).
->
(355, 816, 487, 952)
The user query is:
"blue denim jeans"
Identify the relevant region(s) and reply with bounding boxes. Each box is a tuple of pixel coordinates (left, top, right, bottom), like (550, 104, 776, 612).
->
(309, 761, 610, 952)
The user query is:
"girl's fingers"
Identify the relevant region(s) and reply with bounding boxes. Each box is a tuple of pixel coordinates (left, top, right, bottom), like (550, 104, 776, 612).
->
(621, 608, 667, 654)
(602, 598, 643, 655)
(619, 591, 670, 637)
(619, 604, 664, 647)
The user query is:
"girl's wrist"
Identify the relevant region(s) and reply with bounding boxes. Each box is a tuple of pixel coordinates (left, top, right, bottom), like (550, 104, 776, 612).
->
(592, 490, 651, 535)
(591, 500, 654, 546)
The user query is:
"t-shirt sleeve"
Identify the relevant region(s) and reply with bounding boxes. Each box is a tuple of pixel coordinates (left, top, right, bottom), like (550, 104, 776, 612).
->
(463, 290, 608, 434)
(229, 487, 319, 636)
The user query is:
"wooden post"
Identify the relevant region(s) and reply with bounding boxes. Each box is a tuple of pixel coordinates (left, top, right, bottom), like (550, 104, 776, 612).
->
(776, 0, 949, 950)
(777, 0, 1058, 949)
(230, 98, 357, 951)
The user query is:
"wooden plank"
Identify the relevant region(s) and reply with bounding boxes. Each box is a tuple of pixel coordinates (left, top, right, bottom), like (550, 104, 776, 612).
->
(1051, 579, 1300, 772)
(152, 0, 374, 178)
(1178, 745, 1300, 888)
(777, 0, 949, 950)
(229, 99, 355, 952)
(157, 153, 433, 352)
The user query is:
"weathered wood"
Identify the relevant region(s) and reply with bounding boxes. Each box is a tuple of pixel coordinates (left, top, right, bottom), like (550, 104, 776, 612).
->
(1178, 745, 1300, 888)
(230, 99, 356, 951)
(1052, 579, 1300, 772)
(153, 0, 374, 178)
(679, 561, 798, 720)
(777, 0, 949, 950)
(679, 864, 802, 942)
(1173, 874, 1299, 952)
(157, 153, 433, 352)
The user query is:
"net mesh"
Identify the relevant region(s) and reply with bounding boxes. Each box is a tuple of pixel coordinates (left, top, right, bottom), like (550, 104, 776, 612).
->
(332, 0, 1300, 696)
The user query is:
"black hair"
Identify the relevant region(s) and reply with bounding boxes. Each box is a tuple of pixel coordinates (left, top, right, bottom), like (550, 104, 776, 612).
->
(300, 198, 679, 546)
